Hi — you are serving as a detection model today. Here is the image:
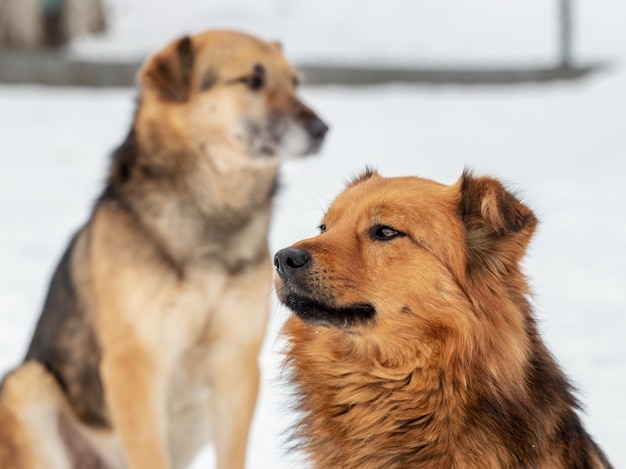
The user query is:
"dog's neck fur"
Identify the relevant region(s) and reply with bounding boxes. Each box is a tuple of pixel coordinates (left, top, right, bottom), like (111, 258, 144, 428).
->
(283, 286, 607, 469)
(100, 105, 279, 272)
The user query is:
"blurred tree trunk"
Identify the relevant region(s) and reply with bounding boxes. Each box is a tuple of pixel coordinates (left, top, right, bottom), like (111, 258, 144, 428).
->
(0, 0, 42, 48)
(43, 0, 66, 47)
(63, 0, 106, 38)
(0, 0, 106, 49)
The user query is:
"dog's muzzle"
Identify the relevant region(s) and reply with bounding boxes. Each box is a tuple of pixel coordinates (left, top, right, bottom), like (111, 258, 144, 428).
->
(294, 103, 328, 155)
(305, 116, 329, 145)
(274, 247, 376, 328)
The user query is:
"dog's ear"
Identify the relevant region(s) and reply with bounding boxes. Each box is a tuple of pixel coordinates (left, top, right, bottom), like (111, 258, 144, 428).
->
(139, 36, 195, 101)
(459, 171, 537, 270)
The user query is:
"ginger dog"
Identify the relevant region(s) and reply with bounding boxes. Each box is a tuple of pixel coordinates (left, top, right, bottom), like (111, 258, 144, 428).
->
(274, 170, 612, 468)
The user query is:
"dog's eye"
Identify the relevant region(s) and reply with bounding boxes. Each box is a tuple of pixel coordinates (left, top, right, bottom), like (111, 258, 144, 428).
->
(318, 224, 327, 234)
(369, 225, 403, 241)
(241, 74, 264, 90)
(240, 64, 265, 91)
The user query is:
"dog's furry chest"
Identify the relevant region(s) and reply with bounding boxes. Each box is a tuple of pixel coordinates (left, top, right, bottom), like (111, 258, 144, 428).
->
(159, 259, 272, 468)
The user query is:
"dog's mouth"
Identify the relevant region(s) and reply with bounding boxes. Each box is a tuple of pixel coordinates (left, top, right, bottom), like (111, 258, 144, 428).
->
(283, 293, 376, 329)
(244, 115, 327, 160)
(304, 138, 324, 156)
(258, 144, 277, 157)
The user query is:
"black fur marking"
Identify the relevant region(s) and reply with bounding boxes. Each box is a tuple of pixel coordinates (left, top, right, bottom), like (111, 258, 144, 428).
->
(498, 194, 533, 234)
(176, 36, 194, 94)
(155, 60, 172, 81)
(347, 166, 377, 188)
(109, 125, 138, 186)
(200, 68, 217, 91)
(101, 120, 154, 216)
(459, 169, 478, 226)
(25, 234, 109, 428)
(269, 173, 282, 198)
(467, 393, 539, 465)
(556, 412, 613, 469)
(285, 294, 375, 329)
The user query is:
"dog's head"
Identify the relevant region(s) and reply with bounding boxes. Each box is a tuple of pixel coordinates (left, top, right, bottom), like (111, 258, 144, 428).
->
(137, 30, 328, 160)
(275, 170, 537, 364)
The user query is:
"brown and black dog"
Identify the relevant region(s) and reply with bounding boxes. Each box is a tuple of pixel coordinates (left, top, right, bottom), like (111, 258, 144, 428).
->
(0, 30, 327, 469)
(274, 170, 612, 469)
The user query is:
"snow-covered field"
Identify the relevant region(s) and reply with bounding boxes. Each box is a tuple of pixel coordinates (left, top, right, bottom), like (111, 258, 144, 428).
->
(1, 1, 625, 467)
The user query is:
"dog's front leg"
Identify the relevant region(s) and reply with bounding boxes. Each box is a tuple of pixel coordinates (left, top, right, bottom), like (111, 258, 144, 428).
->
(90, 207, 175, 469)
(208, 266, 271, 469)
(210, 346, 260, 469)
(101, 342, 170, 469)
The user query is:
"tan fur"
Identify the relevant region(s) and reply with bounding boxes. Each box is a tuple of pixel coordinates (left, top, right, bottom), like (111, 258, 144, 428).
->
(0, 363, 60, 469)
(275, 171, 612, 469)
(0, 29, 327, 469)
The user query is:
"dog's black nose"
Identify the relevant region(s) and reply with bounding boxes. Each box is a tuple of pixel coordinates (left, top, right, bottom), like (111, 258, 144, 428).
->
(274, 248, 310, 279)
(307, 117, 329, 141)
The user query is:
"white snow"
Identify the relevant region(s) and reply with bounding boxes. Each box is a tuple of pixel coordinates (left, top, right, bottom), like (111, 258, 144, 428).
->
(69, 0, 625, 66)
(1, 1, 625, 467)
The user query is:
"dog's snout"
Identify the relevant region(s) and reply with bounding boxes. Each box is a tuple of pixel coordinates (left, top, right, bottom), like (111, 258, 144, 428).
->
(274, 248, 310, 279)
(294, 101, 329, 142)
(306, 117, 329, 141)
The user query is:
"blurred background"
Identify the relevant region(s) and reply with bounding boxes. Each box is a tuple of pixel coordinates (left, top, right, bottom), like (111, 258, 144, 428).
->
(1, 0, 624, 467)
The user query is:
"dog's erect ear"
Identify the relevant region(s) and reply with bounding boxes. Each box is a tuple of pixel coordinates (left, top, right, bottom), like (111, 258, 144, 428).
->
(139, 36, 195, 101)
(459, 171, 537, 269)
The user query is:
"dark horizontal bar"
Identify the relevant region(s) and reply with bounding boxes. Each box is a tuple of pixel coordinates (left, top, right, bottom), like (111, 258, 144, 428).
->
(0, 50, 604, 87)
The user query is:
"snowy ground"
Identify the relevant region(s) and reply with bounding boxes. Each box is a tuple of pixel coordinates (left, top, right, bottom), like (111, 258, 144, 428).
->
(1, 1, 625, 467)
